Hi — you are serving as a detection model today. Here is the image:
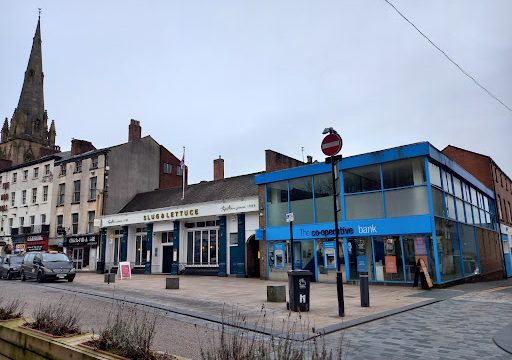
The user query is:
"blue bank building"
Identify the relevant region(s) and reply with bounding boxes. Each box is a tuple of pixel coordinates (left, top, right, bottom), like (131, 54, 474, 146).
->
(255, 142, 504, 286)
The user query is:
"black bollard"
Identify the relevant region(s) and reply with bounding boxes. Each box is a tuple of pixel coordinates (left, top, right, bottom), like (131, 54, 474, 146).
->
(336, 271, 345, 317)
(359, 272, 369, 307)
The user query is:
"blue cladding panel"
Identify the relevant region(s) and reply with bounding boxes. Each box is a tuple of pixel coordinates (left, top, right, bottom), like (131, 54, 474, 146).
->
(265, 215, 432, 240)
(255, 229, 264, 240)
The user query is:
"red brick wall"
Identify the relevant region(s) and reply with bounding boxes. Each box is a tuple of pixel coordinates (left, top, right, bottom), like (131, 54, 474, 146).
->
(159, 145, 184, 189)
(491, 162, 512, 226)
(442, 146, 493, 189)
(265, 150, 305, 172)
(214, 157, 224, 181)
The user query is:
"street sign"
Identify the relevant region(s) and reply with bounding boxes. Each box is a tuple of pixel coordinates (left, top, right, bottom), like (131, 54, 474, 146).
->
(321, 133, 342, 156)
(286, 212, 294, 222)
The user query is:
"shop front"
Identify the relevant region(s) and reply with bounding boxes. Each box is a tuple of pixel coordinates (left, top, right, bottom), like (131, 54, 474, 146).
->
(63, 235, 99, 271)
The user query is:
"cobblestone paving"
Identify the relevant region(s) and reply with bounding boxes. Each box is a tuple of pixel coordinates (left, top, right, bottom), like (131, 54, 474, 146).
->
(326, 286, 512, 360)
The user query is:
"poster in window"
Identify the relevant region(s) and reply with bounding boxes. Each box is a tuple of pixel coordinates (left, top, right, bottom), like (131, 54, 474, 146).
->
(323, 241, 337, 270)
(385, 255, 397, 273)
(385, 238, 396, 255)
(413, 237, 428, 267)
(274, 243, 286, 269)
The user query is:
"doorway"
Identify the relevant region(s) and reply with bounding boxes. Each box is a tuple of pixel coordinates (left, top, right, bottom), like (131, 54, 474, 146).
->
(72, 248, 84, 270)
(162, 245, 174, 273)
(246, 235, 260, 278)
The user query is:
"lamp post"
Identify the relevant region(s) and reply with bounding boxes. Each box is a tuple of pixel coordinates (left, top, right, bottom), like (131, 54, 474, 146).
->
(321, 127, 344, 317)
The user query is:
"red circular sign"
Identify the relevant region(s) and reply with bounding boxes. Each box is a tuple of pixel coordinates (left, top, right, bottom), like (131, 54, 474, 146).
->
(321, 133, 342, 156)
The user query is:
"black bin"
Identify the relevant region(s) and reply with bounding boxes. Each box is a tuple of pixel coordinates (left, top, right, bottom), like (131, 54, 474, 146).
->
(288, 270, 312, 312)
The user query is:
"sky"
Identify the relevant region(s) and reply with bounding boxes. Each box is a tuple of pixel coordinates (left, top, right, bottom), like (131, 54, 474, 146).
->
(1, 1, 511, 184)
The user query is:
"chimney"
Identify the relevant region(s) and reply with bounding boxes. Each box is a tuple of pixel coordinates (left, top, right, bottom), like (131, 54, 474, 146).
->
(71, 139, 96, 156)
(214, 156, 224, 181)
(128, 119, 141, 142)
(307, 155, 313, 164)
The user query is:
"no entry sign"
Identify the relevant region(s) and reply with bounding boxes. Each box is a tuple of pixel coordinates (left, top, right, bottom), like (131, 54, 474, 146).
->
(321, 133, 342, 156)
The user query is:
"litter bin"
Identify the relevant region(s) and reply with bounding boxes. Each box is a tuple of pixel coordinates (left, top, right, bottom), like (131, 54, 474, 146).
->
(288, 270, 312, 312)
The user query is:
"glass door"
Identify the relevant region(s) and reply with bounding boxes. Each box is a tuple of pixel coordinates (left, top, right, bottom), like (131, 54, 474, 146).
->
(72, 248, 84, 270)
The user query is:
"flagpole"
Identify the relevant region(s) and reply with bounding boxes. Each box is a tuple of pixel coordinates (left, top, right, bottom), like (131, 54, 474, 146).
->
(181, 146, 185, 200)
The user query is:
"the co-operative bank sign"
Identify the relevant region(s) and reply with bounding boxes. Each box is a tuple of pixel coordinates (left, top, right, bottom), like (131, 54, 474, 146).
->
(264, 216, 432, 241)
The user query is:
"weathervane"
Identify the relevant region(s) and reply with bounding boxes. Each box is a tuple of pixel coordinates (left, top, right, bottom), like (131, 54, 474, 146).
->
(38, 8, 42, 18)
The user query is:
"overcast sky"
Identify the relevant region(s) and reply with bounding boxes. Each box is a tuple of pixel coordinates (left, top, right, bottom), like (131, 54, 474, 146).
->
(1, 1, 511, 183)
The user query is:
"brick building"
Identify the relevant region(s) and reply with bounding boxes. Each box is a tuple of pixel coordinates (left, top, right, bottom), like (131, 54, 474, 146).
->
(442, 145, 512, 277)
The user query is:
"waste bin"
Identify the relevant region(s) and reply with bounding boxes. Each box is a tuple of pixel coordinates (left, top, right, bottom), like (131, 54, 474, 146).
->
(288, 270, 312, 312)
(96, 261, 105, 274)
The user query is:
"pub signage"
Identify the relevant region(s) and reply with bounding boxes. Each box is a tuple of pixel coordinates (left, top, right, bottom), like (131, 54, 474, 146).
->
(64, 235, 99, 247)
(25, 234, 49, 252)
(143, 208, 199, 222)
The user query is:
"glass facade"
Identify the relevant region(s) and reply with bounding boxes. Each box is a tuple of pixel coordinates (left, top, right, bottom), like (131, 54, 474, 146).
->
(260, 150, 500, 285)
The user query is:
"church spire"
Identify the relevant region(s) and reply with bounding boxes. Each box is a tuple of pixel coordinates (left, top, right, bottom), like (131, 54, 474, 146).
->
(11, 16, 45, 140)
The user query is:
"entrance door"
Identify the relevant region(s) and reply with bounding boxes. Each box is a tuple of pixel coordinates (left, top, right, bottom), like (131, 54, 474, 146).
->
(246, 235, 260, 278)
(162, 245, 173, 273)
(72, 248, 84, 270)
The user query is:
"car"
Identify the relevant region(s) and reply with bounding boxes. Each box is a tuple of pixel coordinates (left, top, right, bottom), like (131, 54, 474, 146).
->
(20, 251, 76, 283)
(0, 254, 24, 280)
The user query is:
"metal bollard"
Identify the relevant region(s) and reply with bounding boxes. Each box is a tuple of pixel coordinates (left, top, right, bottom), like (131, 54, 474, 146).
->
(359, 272, 369, 307)
(336, 271, 345, 317)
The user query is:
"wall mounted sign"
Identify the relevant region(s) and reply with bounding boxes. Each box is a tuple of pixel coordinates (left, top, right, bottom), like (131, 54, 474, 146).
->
(64, 235, 99, 247)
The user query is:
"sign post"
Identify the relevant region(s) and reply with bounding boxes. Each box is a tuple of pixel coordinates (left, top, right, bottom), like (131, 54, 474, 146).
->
(286, 212, 294, 270)
(321, 128, 345, 317)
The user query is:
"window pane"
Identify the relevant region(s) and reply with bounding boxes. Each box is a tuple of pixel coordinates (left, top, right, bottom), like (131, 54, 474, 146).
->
(432, 187, 444, 217)
(345, 192, 384, 220)
(267, 181, 288, 227)
(460, 224, 477, 275)
(445, 194, 456, 220)
(202, 230, 208, 264)
(470, 187, 477, 206)
(194, 231, 201, 263)
(382, 158, 425, 189)
(141, 235, 147, 265)
(373, 236, 404, 281)
(456, 199, 465, 223)
(472, 206, 480, 224)
(435, 217, 462, 281)
(289, 177, 313, 224)
(453, 177, 462, 199)
(314, 173, 334, 223)
(187, 232, 193, 264)
(465, 203, 474, 224)
(384, 187, 429, 217)
(210, 231, 217, 264)
(343, 165, 381, 193)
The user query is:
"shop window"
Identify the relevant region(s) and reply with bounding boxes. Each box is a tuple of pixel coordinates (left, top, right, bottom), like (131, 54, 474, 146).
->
(345, 192, 384, 220)
(343, 164, 381, 193)
(289, 177, 314, 224)
(402, 235, 435, 282)
(347, 237, 373, 280)
(186, 229, 218, 265)
(382, 158, 425, 189)
(459, 224, 478, 275)
(266, 181, 288, 227)
(384, 187, 429, 217)
(431, 187, 444, 217)
(373, 236, 404, 282)
(434, 217, 462, 281)
(229, 232, 238, 246)
(314, 173, 334, 223)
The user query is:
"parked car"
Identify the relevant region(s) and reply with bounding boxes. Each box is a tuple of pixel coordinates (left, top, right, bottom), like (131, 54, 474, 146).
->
(20, 251, 76, 283)
(0, 255, 24, 279)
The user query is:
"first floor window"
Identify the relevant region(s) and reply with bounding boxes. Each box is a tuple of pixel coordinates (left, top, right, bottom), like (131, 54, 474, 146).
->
(186, 229, 218, 265)
(135, 233, 148, 265)
(71, 213, 79, 234)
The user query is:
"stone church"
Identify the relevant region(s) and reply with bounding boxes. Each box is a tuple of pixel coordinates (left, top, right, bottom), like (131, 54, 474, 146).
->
(0, 17, 59, 168)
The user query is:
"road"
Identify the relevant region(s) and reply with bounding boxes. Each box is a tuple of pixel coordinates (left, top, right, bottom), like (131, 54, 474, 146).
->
(0, 277, 511, 359)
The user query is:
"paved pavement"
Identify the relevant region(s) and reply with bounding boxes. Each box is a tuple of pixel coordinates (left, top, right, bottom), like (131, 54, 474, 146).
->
(0, 274, 510, 359)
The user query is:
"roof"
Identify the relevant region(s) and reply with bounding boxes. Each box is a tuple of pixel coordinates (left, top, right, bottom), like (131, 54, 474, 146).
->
(0, 152, 64, 172)
(119, 172, 261, 213)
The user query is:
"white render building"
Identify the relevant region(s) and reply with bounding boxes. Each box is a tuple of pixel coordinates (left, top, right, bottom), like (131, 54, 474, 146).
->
(0, 154, 60, 255)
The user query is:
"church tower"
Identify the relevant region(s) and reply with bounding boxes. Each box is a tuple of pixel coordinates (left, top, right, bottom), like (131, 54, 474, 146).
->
(0, 15, 59, 166)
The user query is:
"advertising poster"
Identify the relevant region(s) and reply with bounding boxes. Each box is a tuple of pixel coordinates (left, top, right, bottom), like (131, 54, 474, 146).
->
(414, 237, 428, 267)
(357, 255, 368, 272)
(25, 234, 49, 252)
(118, 261, 132, 279)
(324, 241, 337, 270)
(274, 243, 286, 269)
(385, 255, 397, 273)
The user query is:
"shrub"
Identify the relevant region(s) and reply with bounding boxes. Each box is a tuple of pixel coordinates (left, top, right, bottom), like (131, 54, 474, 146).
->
(0, 298, 24, 320)
(26, 298, 81, 336)
(197, 306, 347, 360)
(89, 301, 174, 360)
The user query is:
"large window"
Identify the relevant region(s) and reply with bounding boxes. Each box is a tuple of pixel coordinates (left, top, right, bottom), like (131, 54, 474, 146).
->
(135, 231, 148, 265)
(459, 223, 477, 275)
(266, 181, 288, 227)
(87, 211, 95, 233)
(343, 165, 381, 193)
(89, 177, 97, 200)
(22, 190, 27, 205)
(58, 184, 65, 205)
(382, 158, 425, 189)
(43, 186, 48, 202)
(385, 187, 429, 217)
(435, 218, 462, 281)
(314, 173, 334, 223)
(186, 229, 218, 265)
(289, 177, 313, 224)
(345, 192, 384, 220)
(32, 188, 37, 204)
(71, 213, 79, 234)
